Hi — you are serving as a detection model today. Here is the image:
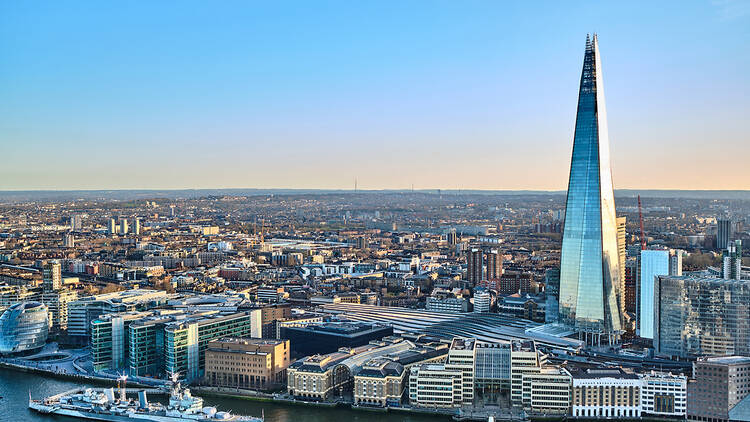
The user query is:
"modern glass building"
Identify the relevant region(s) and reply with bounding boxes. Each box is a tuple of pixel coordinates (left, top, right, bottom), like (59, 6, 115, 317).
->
(558, 34, 623, 345)
(654, 275, 750, 357)
(0, 301, 49, 355)
(638, 250, 670, 339)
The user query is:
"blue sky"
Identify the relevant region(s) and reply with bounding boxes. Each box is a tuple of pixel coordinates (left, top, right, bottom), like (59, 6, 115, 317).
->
(2, 1, 748, 190)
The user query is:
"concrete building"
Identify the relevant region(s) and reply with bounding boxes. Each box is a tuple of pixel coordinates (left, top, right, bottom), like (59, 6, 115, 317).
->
(204, 338, 290, 390)
(510, 340, 543, 407)
(688, 356, 750, 422)
(522, 366, 571, 414)
(568, 366, 641, 418)
(485, 249, 502, 282)
(466, 248, 482, 285)
(41, 288, 78, 333)
(408, 364, 464, 408)
(425, 296, 468, 313)
(640, 371, 687, 417)
(446, 338, 476, 405)
(42, 261, 62, 291)
(473, 288, 491, 313)
(280, 321, 393, 357)
(120, 218, 128, 235)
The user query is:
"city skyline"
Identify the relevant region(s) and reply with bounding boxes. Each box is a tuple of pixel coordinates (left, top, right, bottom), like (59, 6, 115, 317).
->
(3, 1, 749, 190)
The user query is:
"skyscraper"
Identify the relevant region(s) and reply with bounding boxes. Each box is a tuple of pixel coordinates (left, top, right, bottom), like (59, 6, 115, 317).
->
(637, 249, 669, 340)
(558, 34, 622, 345)
(717, 218, 734, 251)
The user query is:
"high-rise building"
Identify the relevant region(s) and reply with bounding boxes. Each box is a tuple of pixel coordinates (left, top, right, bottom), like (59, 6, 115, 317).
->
(624, 258, 637, 314)
(485, 249, 502, 281)
(42, 261, 62, 292)
(120, 218, 128, 235)
(654, 275, 750, 358)
(637, 250, 670, 339)
(617, 216, 627, 312)
(70, 214, 82, 231)
(717, 218, 734, 251)
(545, 268, 560, 324)
(108, 218, 116, 235)
(558, 35, 623, 345)
(133, 217, 141, 236)
(670, 250, 683, 276)
(473, 288, 491, 313)
(466, 248, 483, 285)
(722, 240, 742, 280)
(63, 233, 75, 248)
(446, 228, 458, 246)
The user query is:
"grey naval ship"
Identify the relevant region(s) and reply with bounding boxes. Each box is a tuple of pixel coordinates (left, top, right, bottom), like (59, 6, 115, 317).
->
(29, 374, 264, 422)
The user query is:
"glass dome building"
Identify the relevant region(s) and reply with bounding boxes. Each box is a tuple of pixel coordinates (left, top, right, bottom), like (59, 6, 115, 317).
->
(0, 301, 49, 355)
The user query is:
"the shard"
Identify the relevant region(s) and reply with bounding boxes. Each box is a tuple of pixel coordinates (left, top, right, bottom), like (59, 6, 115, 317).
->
(558, 34, 622, 345)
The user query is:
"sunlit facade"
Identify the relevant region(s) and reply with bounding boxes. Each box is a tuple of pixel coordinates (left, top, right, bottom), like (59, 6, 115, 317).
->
(558, 34, 622, 345)
(0, 301, 49, 355)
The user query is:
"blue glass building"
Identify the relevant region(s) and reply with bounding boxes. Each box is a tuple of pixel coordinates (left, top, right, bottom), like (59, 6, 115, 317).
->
(558, 35, 623, 345)
(638, 250, 670, 339)
(0, 301, 49, 355)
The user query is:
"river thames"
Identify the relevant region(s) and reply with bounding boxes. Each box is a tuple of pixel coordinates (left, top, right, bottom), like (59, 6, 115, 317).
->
(0, 368, 450, 422)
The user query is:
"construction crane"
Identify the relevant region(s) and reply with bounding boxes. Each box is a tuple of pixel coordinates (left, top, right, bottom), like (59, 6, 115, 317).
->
(638, 195, 647, 250)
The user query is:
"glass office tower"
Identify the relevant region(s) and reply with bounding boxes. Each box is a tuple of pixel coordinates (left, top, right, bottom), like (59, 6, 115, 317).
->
(558, 34, 623, 345)
(638, 250, 670, 339)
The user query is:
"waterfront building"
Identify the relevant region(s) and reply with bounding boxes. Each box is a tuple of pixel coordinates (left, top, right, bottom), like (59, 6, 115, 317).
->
(474, 341, 511, 396)
(654, 275, 750, 357)
(91, 311, 152, 371)
(67, 289, 170, 341)
(639, 371, 687, 417)
(688, 356, 750, 422)
(558, 35, 623, 345)
(510, 340, 544, 407)
(0, 301, 48, 355)
(638, 249, 670, 339)
(522, 367, 571, 414)
(353, 358, 405, 407)
(446, 338, 476, 404)
(287, 338, 412, 401)
(568, 366, 641, 418)
(280, 321, 393, 357)
(408, 364, 464, 408)
(165, 312, 252, 380)
(204, 338, 290, 390)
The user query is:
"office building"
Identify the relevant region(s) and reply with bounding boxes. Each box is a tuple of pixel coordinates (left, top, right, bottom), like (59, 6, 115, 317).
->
(467, 248, 482, 284)
(723, 240, 742, 280)
(522, 367, 571, 414)
(42, 261, 62, 291)
(688, 356, 750, 422)
(408, 364, 464, 408)
(204, 338, 290, 390)
(568, 366, 641, 418)
(544, 268, 560, 324)
(41, 288, 78, 333)
(717, 219, 734, 251)
(67, 289, 170, 341)
(445, 338, 476, 404)
(640, 371, 687, 417)
(279, 321, 393, 357)
(91, 311, 151, 371)
(638, 249, 670, 339)
(510, 340, 543, 407)
(558, 35, 623, 345)
(426, 295, 469, 313)
(473, 288, 491, 313)
(0, 302, 48, 355)
(474, 341, 511, 397)
(654, 275, 750, 357)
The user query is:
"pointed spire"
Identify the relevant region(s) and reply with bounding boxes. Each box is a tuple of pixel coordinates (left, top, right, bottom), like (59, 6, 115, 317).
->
(585, 34, 593, 53)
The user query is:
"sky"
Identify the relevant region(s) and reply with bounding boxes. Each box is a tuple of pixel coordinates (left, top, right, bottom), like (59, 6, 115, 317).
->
(1, 1, 749, 191)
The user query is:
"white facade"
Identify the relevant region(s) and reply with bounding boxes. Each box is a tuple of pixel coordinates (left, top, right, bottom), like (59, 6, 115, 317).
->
(473, 291, 491, 313)
(639, 372, 687, 417)
(571, 371, 641, 418)
(409, 364, 463, 408)
(446, 338, 475, 404)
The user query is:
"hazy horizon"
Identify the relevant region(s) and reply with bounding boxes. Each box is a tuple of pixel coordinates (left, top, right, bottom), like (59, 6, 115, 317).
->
(3, 1, 749, 190)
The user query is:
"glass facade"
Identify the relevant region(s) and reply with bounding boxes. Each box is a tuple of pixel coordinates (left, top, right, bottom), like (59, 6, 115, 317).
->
(638, 250, 669, 339)
(558, 34, 622, 342)
(0, 301, 48, 355)
(654, 275, 750, 357)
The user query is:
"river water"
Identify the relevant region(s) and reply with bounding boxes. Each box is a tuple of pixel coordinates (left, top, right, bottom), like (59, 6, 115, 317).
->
(0, 368, 450, 422)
